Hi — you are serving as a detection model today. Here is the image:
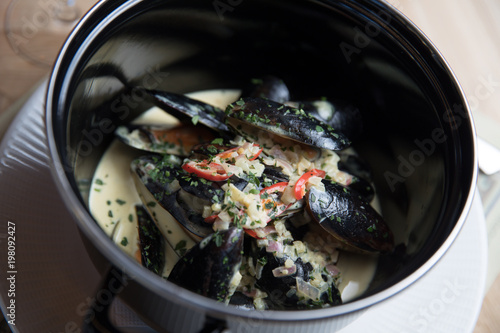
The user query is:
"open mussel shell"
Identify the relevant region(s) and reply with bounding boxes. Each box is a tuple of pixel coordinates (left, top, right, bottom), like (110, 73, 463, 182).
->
(115, 123, 216, 155)
(225, 97, 350, 151)
(306, 180, 394, 254)
(168, 227, 244, 303)
(240, 75, 291, 103)
(131, 155, 213, 242)
(139, 88, 233, 136)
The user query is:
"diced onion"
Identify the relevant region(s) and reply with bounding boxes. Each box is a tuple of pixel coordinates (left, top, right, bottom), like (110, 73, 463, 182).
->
(247, 257, 256, 277)
(326, 264, 340, 277)
(272, 264, 297, 277)
(221, 162, 242, 177)
(217, 210, 232, 223)
(284, 258, 294, 268)
(296, 277, 322, 301)
(255, 262, 265, 280)
(268, 145, 288, 160)
(202, 206, 213, 218)
(253, 225, 276, 238)
(266, 240, 283, 253)
(275, 158, 294, 176)
(256, 239, 269, 247)
(213, 219, 230, 231)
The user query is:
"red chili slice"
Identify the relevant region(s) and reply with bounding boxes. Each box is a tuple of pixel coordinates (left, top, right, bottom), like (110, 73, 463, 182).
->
(216, 143, 262, 161)
(294, 169, 326, 200)
(182, 160, 230, 181)
(216, 147, 239, 160)
(204, 214, 218, 223)
(260, 182, 289, 196)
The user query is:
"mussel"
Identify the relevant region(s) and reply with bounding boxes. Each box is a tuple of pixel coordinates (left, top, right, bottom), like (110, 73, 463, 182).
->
(240, 75, 290, 103)
(131, 154, 216, 241)
(225, 97, 351, 151)
(168, 227, 244, 303)
(306, 180, 394, 254)
(138, 88, 232, 136)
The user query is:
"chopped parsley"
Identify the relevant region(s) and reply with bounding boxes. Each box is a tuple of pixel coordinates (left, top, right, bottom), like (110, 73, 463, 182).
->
(175, 240, 187, 256)
(211, 138, 224, 145)
(120, 237, 128, 246)
(192, 115, 200, 125)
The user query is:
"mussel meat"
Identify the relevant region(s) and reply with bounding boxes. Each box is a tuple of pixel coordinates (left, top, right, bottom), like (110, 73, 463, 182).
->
(115, 123, 216, 155)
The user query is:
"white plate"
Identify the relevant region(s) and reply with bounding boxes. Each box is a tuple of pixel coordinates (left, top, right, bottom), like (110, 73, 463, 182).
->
(0, 82, 487, 333)
(340, 190, 487, 333)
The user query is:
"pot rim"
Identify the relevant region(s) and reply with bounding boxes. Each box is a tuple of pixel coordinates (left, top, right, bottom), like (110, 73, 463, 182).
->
(45, 0, 478, 322)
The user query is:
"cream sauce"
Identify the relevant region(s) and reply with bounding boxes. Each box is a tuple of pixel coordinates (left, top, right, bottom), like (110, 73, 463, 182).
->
(88, 89, 378, 302)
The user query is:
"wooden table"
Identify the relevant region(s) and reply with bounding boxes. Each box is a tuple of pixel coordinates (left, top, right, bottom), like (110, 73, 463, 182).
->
(0, 1, 498, 332)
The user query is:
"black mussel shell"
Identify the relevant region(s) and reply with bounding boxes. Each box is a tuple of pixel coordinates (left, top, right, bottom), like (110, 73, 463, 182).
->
(225, 97, 350, 151)
(139, 88, 232, 136)
(262, 165, 289, 183)
(345, 176, 375, 203)
(241, 76, 291, 103)
(229, 291, 256, 310)
(131, 155, 213, 240)
(177, 173, 226, 203)
(306, 180, 394, 254)
(168, 227, 244, 303)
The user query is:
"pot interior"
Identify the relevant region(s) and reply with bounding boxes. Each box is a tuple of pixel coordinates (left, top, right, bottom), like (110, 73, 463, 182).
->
(48, 0, 475, 316)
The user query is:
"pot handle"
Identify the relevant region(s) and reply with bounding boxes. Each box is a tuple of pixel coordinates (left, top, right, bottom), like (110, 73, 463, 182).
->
(81, 265, 230, 333)
(198, 316, 228, 333)
(81, 266, 127, 333)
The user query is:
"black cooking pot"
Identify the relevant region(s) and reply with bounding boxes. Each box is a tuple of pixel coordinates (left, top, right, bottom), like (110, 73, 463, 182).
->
(45, 0, 477, 332)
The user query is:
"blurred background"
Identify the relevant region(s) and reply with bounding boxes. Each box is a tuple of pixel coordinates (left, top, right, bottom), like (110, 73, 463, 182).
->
(0, 0, 499, 332)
